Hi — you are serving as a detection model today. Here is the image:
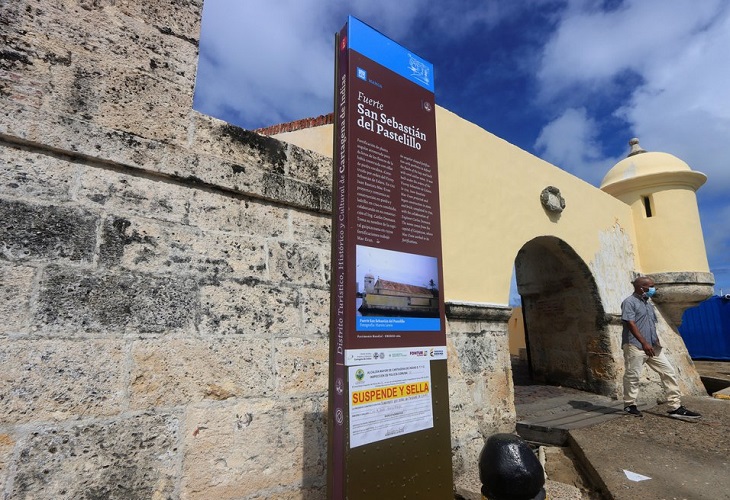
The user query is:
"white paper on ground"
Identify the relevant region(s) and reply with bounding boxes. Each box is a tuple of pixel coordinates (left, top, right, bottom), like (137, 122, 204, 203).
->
(623, 469, 652, 482)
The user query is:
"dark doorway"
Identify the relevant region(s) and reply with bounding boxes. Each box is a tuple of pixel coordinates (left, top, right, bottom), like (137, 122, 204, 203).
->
(514, 236, 615, 396)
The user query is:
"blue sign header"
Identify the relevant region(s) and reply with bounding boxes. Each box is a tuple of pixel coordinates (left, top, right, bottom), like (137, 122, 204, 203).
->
(347, 16, 434, 93)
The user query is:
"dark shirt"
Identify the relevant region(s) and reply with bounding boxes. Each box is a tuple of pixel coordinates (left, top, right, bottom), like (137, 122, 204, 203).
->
(621, 293, 659, 348)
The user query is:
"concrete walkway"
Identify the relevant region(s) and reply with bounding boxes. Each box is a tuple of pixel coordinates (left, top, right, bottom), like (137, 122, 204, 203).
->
(516, 388, 626, 446)
(513, 360, 730, 499)
(569, 395, 730, 500)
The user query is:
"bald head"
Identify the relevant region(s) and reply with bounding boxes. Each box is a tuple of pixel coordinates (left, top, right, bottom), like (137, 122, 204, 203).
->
(632, 276, 655, 295)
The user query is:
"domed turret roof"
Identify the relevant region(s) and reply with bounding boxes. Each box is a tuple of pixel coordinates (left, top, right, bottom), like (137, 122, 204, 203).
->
(600, 138, 706, 195)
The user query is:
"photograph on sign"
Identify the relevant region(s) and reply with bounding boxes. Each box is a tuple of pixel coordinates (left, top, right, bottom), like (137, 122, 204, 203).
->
(356, 245, 440, 333)
(348, 360, 433, 448)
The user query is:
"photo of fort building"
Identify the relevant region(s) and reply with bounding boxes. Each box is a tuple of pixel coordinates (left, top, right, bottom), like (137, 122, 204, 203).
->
(358, 274, 439, 318)
(356, 245, 440, 319)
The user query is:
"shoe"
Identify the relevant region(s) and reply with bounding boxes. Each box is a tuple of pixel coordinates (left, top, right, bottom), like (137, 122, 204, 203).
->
(624, 404, 643, 417)
(667, 406, 701, 420)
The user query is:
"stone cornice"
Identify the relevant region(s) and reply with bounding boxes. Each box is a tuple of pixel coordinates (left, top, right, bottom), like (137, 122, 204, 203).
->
(445, 301, 512, 321)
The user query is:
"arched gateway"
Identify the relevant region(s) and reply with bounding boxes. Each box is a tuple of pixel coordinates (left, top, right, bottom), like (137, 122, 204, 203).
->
(515, 236, 618, 396)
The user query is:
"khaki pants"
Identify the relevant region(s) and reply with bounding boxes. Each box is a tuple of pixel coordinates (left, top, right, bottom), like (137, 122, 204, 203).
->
(622, 344, 681, 409)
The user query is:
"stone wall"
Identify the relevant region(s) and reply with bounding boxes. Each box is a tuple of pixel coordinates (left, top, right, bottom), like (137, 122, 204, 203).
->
(0, 135, 333, 499)
(0, 1, 332, 498)
(445, 303, 517, 494)
(0, 1, 518, 497)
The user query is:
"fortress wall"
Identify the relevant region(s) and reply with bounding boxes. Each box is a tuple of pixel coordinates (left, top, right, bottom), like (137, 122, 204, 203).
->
(0, 136, 332, 498)
(1, 1, 330, 498)
(0, 1, 513, 497)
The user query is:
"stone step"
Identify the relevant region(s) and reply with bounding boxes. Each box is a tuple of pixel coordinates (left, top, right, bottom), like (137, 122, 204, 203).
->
(515, 388, 626, 445)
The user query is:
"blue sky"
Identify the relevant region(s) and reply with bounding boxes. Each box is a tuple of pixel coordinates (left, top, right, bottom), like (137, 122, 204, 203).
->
(194, 0, 730, 296)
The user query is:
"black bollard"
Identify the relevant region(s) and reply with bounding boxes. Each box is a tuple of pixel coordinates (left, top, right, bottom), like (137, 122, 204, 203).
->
(478, 433, 546, 500)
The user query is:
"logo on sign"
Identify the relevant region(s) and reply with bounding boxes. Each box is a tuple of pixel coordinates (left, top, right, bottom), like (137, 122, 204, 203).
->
(356, 67, 367, 81)
(355, 368, 365, 382)
(408, 53, 430, 85)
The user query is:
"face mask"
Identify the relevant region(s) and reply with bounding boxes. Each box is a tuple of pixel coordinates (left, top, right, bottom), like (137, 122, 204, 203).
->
(644, 287, 657, 298)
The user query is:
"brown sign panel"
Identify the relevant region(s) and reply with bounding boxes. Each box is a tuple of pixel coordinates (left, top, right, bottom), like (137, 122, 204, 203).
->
(329, 17, 452, 499)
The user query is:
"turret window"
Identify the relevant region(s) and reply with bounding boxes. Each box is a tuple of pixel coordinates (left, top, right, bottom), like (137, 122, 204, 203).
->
(643, 195, 653, 218)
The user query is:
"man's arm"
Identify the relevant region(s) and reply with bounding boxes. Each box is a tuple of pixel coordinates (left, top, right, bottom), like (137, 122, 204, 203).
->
(626, 320, 655, 357)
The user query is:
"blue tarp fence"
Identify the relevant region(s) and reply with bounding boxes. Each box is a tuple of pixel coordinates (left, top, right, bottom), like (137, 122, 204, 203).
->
(679, 295, 730, 360)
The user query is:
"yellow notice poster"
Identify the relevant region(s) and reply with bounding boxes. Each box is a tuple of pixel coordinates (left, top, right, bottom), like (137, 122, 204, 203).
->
(348, 360, 433, 448)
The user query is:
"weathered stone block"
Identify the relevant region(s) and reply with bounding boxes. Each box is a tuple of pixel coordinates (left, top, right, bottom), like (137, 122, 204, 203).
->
(0, 147, 76, 202)
(274, 337, 329, 396)
(182, 398, 326, 499)
(447, 318, 508, 336)
(77, 168, 190, 224)
(285, 143, 332, 188)
(239, 198, 289, 238)
(0, 432, 14, 496)
(98, 215, 267, 281)
(186, 189, 244, 233)
(0, 264, 35, 334)
(268, 241, 326, 286)
(0, 102, 165, 177)
(0, 339, 127, 424)
(93, 69, 193, 144)
(11, 412, 179, 499)
(262, 173, 324, 213)
(299, 286, 330, 336)
(189, 115, 288, 171)
(36, 265, 199, 333)
(117, 0, 203, 45)
(2, 100, 330, 214)
(130, 337, 274, 409)
(0, 199, 97, 263)
(289, 209, 331, 244)
(189, 119, 329, 211)
(319, 185, 333, 213)
(3, 0, 199, 145)
(450, 328, 510, 374)
(198, 279, 300, 336)
(448, 368, 514, 436)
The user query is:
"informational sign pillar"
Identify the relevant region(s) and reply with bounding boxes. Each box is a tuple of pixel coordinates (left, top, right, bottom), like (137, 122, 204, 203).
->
(328, 17, 452, 499)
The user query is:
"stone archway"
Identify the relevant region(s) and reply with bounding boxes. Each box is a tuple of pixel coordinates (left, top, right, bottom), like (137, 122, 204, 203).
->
(515, 236, 615, 395)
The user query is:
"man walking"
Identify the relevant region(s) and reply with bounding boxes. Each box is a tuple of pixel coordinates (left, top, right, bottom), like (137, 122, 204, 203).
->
(621, 276, 701, 420)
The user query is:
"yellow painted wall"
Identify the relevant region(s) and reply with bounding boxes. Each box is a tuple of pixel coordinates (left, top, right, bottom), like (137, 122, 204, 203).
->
(275, 127, 334, 157)
(624, 186, 709, 273)
(507, 306, 526, 356)
(434, 107, 637, 304)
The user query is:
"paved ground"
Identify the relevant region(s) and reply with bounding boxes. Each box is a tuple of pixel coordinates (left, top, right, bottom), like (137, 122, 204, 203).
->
(510, 359, 730, 499)
(570, 395, 730, 500)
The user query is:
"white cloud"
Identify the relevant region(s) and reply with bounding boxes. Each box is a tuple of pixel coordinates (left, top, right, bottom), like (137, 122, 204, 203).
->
(534, 107, 619, 185)
(193, 0, 528, 128)
(616, 7, 730, 196)
(536, 0, 730, 191)
(535, 1, 730, 289)
(194, 0, 338, 127)
(537, 0, 723, 100)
